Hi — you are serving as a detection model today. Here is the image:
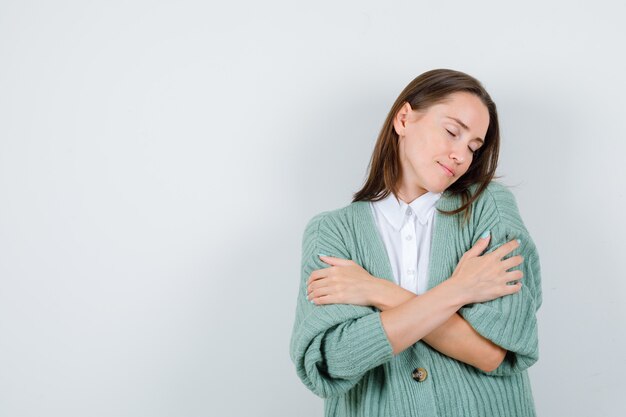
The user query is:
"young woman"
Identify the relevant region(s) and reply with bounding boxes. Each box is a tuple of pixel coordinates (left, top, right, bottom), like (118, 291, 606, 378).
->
(289, 69, 542, 417)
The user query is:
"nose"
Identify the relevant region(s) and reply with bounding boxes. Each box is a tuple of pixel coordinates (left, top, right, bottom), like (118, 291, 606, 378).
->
(450, 149, 465, 164)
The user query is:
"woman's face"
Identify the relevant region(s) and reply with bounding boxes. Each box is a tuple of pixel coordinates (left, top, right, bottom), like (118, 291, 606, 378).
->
(393, 91, 490, 200)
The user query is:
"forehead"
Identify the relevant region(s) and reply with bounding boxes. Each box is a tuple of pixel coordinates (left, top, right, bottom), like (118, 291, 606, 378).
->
(429, 92, 490, 133)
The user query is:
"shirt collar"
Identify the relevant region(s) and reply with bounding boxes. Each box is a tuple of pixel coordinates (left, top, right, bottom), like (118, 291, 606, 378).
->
(373, 191, 443, 231)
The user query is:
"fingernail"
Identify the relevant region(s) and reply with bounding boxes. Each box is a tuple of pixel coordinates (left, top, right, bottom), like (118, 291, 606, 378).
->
(516, 239, 521, 245)
(318, 253, 328, 258)
(480, 230, 490, 239)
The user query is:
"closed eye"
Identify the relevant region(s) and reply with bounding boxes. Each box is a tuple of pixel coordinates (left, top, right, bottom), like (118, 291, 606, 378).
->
(447, 128, 478, 155)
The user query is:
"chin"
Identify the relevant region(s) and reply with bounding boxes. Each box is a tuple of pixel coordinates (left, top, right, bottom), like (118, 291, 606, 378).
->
(429, 178, 457, 194)
(424, 183, 446, 194)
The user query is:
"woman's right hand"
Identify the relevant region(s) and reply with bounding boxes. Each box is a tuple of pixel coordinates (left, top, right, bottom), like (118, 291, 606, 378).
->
(449, 233, 524, 304)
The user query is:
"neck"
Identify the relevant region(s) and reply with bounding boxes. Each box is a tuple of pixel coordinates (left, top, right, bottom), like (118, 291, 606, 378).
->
(395, 184, 429, 204)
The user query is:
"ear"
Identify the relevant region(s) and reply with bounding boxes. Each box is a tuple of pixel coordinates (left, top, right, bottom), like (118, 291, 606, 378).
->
(393, 101, 413, 137)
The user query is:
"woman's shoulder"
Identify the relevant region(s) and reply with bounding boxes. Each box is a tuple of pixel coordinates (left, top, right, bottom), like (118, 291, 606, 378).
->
(469, 180, 535, 243)
(302, 201, 363, 238)
(304, 202, 351, 222)
(471, 180, 522, 220)
(481, 180, 518, 205)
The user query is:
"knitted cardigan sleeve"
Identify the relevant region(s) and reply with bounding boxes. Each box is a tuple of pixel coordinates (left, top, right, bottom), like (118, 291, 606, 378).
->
(458, 184, 543, 376)
(289, 212, 394, 398)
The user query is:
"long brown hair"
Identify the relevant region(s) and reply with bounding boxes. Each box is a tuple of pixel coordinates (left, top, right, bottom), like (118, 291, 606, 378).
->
(352, 68, 502, 226)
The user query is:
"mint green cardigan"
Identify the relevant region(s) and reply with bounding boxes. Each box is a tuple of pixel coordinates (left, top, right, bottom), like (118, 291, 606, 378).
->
(289, 181, 542, 417)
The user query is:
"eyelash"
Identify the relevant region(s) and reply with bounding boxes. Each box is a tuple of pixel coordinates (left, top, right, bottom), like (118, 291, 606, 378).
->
(446, 129, 478, 154)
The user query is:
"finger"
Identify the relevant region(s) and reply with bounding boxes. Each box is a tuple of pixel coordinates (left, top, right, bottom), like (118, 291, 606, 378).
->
(308, 285, 333, 301)
(492, 238, 521, 260)
(500, 254, 524, 270)
(308, 277, 332, 295)
(498, 269, 524, 286)
(319, 255, 353, 267)
(464, 231, 491, 258)
(311, 294, 337, 306)
(307, 268, 330, 286)
(500, 281, 523, 296)
(506, 269, 524, 281)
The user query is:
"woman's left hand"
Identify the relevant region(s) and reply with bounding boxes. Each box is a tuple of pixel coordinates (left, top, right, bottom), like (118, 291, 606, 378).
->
(307, 255, 386, 307)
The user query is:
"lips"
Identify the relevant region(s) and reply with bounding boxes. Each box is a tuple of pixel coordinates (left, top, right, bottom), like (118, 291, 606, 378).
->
(438, 162, 455, 177)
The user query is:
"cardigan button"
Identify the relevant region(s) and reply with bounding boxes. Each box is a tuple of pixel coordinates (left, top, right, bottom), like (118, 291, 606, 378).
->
(412, 367, 428, 382)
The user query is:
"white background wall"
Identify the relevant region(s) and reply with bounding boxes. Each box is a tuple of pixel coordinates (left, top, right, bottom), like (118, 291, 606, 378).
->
(1, 1, 624, 416)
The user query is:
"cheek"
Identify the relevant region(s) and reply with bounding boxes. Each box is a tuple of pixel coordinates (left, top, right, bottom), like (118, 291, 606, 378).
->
(459, 161, 472, 176)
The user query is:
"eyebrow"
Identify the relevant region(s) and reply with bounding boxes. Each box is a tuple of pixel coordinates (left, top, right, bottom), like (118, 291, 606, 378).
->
(446, 116, 485, 143)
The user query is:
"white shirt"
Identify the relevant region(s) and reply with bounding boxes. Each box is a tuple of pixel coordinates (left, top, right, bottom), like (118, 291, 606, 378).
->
(369, 191, 442, 295)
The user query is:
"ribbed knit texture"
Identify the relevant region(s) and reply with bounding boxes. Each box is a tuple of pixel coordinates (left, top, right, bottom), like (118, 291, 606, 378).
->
(289, 181, 543, 417)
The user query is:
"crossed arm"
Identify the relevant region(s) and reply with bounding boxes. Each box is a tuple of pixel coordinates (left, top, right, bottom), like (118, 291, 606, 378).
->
(293, 214, 541, 398)
(369, 278, 506, 372)
(307, 255, 507, 373)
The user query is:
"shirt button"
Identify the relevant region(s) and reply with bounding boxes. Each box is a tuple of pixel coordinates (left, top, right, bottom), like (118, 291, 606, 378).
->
(405, 235, 413, 241)
(406, 208, 412, 216)
(412, 367, 428, 382)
